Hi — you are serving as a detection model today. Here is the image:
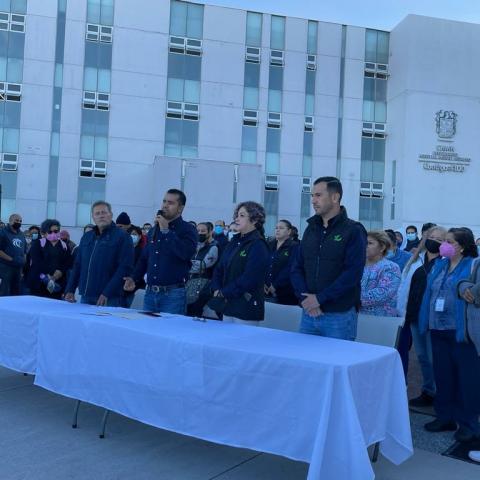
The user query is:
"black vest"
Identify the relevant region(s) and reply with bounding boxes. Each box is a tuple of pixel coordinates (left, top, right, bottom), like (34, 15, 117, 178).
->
(266, 239, 298, 305)
(191, 241, 217, 279)
(223, 230, 268, 321)
(302, 208, 366, 312)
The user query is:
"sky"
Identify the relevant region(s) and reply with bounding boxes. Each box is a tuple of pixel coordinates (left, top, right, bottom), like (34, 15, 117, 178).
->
(190, 0, 480, 30)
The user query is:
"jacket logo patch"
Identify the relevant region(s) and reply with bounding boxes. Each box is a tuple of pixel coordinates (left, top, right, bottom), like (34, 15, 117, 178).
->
(333, 235, 343, 242)
(239, 250, 247, 257)
(283, 251, 289, 256)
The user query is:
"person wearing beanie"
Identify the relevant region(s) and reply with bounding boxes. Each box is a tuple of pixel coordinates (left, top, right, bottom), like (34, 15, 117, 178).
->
(116, 212, 131, 232)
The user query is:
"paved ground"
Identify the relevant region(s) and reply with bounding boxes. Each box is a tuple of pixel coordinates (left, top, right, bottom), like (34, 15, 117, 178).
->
(0, 346, 479, 480)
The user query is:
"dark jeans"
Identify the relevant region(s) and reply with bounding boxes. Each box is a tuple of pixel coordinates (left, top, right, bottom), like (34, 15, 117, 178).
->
(397, 324, 413, 381)
(431, 329, 480, 434)
(80, 296, 121, 307)
(120, 292, 135, 309)
(0, 265, 22, 296)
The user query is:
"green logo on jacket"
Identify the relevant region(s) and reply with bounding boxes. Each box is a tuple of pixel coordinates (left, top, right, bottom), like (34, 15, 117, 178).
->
(333, 234, 343, 242)
(283, 251, 289, 256)
(239, 250, 247, 257)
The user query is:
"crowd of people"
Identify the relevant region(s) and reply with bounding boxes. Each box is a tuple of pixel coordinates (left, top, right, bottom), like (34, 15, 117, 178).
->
(1, 177, 480, 460)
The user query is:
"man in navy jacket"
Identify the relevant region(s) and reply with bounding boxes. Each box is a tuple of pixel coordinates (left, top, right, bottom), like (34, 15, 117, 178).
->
(64, 201, 134, 306)
(124, 189, 197, 314)
(291, 177, 367, 341)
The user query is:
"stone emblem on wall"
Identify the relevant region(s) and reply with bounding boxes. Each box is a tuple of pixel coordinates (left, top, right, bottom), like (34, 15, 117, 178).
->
(435, 110, 457, 139)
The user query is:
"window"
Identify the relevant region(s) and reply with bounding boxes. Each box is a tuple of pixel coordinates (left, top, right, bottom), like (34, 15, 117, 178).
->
(302, 156, 312, 177)
(0, 12, 25, 33)
(359, 197, 384, 230)
(243, 87, 259, 110)
(307, 21, 318, 54)
(267, 89, 282, 113)
(169, 0, 204, 39)
(80, 159, 107, 177)
(242, 124, 257, 150)
(270, 15, 285, 50)
(0, 152, 17, 170)
(265, 152, 279, 174)
(243, 109, 258, 126)
(270, 49, 284, 67)
(86, 24, 113, 43)
(0, 81, 21, 101)
(164, 118, 199, 157)
(246, 11, 262, 47)
(267, 112, 281, 128)
(84, 67, 110, 92)
(166, 100, 199, 120)
(365, 29, 389, 64)
(167, 77, 200, 103)
(87, 0, 114, 27)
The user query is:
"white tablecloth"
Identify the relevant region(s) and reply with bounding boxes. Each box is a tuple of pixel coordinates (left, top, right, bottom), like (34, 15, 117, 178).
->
(0, 297, 413, 479)
(22, 297, 413, 480)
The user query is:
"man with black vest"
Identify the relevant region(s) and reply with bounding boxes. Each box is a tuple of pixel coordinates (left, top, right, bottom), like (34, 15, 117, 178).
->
(124, 189, 197, 314)
(291, 177, 367, 340)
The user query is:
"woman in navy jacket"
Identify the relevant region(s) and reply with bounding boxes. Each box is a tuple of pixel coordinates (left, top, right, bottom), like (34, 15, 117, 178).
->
(419, 227, 480, 443)
(209, 201, 269, 325)
(265, 219, 298, 305)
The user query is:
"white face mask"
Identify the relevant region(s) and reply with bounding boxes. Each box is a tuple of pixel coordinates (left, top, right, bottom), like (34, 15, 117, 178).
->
(131, 234, 140, 245)
(228, 231, 238, 241)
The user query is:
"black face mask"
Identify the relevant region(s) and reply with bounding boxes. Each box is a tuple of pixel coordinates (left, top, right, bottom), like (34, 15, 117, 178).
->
(198, 234, 208, 243)
(12, 222, 22, 231)
(425, 239, 440, 254)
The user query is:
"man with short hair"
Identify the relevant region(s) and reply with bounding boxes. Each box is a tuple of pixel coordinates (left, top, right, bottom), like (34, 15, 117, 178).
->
(124, 189, 197, 314)
(213, 219, 228, 254)
(142, 223, 152, 235)
(0, 213, 26, 296)
(404, 225, 420, 252)
(291, 177, 367, 340)
(64, 201, 134, 306)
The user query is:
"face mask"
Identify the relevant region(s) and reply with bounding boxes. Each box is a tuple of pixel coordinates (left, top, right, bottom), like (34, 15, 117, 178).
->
(12, 222, 21, 230)
(425, 239, 441, 254)
(198, 233, 208, 243)
(406, 233, 417, 242)
(131, 234, 139, 245)
(31, 233, 39, 240)
(439, 241, 456, 259)
(26, 237, 32, 244)
(214, 226, 223, 235)
(386, 250, 395, 259)
(46, 233, 60, 242)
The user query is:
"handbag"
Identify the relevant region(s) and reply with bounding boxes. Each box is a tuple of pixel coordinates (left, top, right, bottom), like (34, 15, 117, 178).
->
(186, 276, 210, 305)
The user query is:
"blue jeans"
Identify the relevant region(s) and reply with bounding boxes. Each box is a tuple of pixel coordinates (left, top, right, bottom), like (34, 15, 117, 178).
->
(300, 307, 357, 341)
(80, 296, 120, 307)
(410, 322, 435, 396)
(143, 287, 186, 315)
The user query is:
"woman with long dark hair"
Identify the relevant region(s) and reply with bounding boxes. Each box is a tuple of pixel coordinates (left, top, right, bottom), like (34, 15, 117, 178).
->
(209, 201, 269, 325)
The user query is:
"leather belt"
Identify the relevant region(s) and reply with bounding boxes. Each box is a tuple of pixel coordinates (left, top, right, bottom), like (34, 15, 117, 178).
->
(147, 283, 185, 293)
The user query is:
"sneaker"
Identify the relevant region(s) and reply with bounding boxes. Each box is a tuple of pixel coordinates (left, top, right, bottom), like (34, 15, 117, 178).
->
(454, 426, 476, 443)
(409, 392, 435, 408)
(469, 450, 480, 463)
(424, 419, 457, 432)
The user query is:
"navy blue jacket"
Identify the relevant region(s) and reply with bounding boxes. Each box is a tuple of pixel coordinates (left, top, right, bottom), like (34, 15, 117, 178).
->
(132, 216, 197, 286)
(0, 225, 26, 268)
(65, 222, 134, 299)
(211, 229, 269, 299)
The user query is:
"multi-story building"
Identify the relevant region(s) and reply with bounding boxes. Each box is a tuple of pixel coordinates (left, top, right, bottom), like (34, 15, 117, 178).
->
(0, 0, 478, 238)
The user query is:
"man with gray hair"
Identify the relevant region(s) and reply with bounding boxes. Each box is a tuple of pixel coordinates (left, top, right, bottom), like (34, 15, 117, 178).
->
(0, 213, 26, 296)
(64, 201, 134, 306)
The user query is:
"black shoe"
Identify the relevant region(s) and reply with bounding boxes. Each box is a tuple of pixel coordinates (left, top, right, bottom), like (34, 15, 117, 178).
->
(424, 419, 457, 432)
(454, 426, 477, 443)
(409, 392, 435, 408)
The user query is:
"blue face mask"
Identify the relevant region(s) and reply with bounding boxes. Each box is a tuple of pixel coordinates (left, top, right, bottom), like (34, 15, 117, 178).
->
(31, 233, 39, 240)
(406, 233, 417, 242)
(214, 225, 223, 235)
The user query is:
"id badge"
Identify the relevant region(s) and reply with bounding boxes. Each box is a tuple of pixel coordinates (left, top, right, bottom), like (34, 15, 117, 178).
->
(435, 297, 445, 312)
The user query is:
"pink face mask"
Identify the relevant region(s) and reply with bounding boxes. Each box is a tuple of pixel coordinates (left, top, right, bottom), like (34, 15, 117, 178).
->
(439, 241, 456, 258)
(46, 232, 60, 242)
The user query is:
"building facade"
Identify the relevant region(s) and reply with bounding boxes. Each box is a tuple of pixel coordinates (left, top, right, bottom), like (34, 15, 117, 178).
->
(0, 0, 478, 238)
